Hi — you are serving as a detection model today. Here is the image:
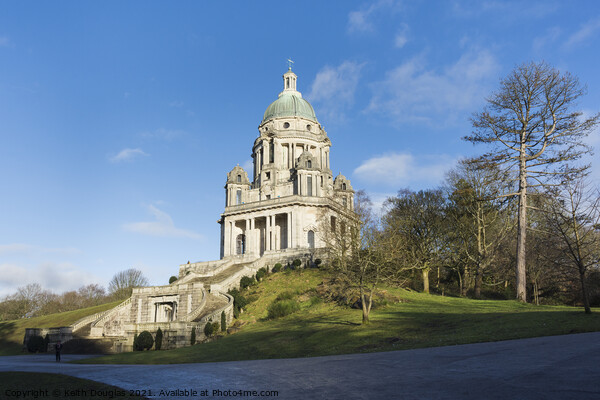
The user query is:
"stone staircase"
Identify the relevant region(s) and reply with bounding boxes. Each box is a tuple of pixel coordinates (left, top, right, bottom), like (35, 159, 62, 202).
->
(193, 293, 229, 322)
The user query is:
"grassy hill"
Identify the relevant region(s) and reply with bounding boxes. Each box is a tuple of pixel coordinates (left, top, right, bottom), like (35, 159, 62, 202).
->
(75, 269, 600, 365)
(0, 301, 121, 355)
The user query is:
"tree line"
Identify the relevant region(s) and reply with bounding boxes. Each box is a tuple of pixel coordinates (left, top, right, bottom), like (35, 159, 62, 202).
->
(322, 62, 600, 323)
(0, 268, 148, 320)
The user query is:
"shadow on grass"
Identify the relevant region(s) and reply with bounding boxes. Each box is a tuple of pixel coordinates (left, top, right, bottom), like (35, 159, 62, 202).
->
(75, 307, 600, 365)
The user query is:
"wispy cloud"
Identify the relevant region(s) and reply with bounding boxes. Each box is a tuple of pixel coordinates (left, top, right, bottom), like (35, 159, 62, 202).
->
(140, 128, 186, 141)
(109, 148, 149, 163)
(532, 27, 561, 54)
(0, 262, 99, 297)
(123, 204, 203, 240)
(354, 152, 458, 189)
(0, 36, 10, 47)
(367, 49, 499, 125)
(347, 0, 400, 33)
(564, 16, 600, 49)
(308, 61, 364, 121)
(394, 24, 410, 48)
(0, 243, 80, 256)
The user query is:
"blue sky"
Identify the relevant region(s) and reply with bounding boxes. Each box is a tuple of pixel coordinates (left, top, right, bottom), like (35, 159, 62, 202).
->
(1, 0, 599, 296)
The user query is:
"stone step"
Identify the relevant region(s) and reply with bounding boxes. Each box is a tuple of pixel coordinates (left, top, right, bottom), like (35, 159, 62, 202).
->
(193, 294, 228, 322)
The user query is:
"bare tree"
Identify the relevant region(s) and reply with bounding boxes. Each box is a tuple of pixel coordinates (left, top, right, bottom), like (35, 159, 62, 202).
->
(465, 61, 599, 302)
(543, 179, 600, 313)
(108, 268, 149, 300)
(319, 190, 399, 324)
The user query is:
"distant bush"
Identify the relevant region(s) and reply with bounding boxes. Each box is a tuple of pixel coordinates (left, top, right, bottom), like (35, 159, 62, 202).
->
(221, 311, 227, 332)
(314, 259, 322, 268)
(240, 276, 255, 289)
(27, 335, 45, 353)
(204, 321, 219, 337)
(191, 328, 196, 345)
(292, 259, 302, 269)
(272, 263, 282, 273)
(228, 289, 248, 311)
(267, 299, 300, 319)
(256, 267, 267, 281)
(169, 276, 177, 284)
(155, 328, 163, 350)
(276, 291, 296, 301)
(135, 331, 154, 351)
(309, 296, 323, 306)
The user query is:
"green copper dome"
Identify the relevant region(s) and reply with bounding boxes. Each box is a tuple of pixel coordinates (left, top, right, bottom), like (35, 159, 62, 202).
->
(262, 92, 318, 123)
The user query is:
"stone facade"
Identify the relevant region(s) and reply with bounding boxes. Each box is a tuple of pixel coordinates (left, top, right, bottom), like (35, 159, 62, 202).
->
(24, 67, 355, 353)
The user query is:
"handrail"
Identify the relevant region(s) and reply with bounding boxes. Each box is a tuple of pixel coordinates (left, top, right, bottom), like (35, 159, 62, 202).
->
(183, 288, 208, 322)
(91, 297, 132, 328)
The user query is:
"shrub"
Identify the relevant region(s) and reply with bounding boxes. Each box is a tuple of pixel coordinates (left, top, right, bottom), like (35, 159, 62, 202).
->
(276, 290, 295, 301)
(27, 335, 45, 353)
(292, 259, 302, 269)
(136, 331, 154, 351)
(228, 288, 248, 313)
(240, 275, 255, 289)
(191, 327, 196, 345)
(221, 311, 227, 332)
(155, 328, 163, 350)
(272, 263, 282, 273)
(169, 276, 177, 284)
(212, 322, 220, 335)
(133, 333, 139, 351)
(314, 259, 322, 268)
(267, 299, 300, 319)
(256, 267, 267, 281)
(204, 321, 215, 337)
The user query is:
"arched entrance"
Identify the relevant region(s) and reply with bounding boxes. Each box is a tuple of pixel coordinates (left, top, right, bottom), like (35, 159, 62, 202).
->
(236, 234, 245, 255)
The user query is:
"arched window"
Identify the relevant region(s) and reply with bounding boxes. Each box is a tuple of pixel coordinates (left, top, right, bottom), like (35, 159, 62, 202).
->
(307, 230, 315, 249)
(236, 234, 245, 255)
(237, 174, 241, 183)
(307, 160, 312, 168)
(236, 189, 242, 205)
(342, 183, 347, 190)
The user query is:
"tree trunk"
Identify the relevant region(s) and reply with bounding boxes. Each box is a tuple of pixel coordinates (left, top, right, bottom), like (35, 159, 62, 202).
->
(516, 153, 528, 302)
(422, 269, 430, 294)
(474, 266, 482, 299)
(579, 270, 592, 314)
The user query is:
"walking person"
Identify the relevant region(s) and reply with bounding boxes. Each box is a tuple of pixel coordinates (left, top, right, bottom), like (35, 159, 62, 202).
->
(54, 340, 63, 362)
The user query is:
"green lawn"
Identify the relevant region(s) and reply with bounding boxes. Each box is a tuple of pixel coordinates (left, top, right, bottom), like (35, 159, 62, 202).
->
(0, 372, 147, 399)
(74, 269, 600, 365)
(0, 301, 121, 355)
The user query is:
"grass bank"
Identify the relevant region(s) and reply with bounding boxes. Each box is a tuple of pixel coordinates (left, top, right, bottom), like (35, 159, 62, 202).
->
(75, 269, 600, 365)
(0, 301, 121, 355)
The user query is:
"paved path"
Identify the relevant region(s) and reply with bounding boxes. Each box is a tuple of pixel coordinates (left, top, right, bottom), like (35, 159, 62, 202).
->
(1, 332, 599, 399)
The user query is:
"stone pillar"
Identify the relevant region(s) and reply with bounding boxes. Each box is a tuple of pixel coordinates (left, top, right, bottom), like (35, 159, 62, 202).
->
(263, 140, 270, 166)
(223, 217, 230, 257)
(251, 218, 256, 255)
(245, 219, 251, 255)
(230, 220, 235, 256)
(287, 211, 292, 249)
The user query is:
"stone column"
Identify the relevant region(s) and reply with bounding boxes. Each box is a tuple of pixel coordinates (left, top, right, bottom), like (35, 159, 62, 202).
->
(223, 217, 230, 257)
(287, 211, 292, 249)
(263, 140, 270, 166)
(245, 219, 251, 255)
(230, 220, 235, 256)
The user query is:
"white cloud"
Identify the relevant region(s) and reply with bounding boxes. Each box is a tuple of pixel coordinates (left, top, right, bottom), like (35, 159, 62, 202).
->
(0, 243, 80, 256)
(394, 24, 410, 48)
(354, 152, 458, 189)
(140, 128, 186, 141)
(242, 159, 253, 173)
(347, 0, 399, 33)
(308, 61, 364, 121)
(0, 262, 98, 297)
(367, 49, 499, 125)
(564, 16, 600, 49)
(532, 27, 561, 53)
(123, 204, 203, 240)
(109, 148, 148, 163)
